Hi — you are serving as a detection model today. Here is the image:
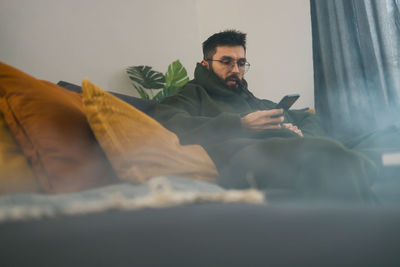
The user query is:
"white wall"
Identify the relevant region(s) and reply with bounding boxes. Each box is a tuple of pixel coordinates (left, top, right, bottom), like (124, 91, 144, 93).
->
(0, 0, 314, 108)
(0, 0, 201, 96)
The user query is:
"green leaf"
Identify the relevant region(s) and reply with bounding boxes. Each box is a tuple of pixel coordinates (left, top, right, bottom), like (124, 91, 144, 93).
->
(135, 85, 150, 99)
(163, 86, 180, 97)
(164, 60, 189, 89)
(153, 90, 164, 101)
(126, 65, 165, 90)
(127, 82, 150, 100)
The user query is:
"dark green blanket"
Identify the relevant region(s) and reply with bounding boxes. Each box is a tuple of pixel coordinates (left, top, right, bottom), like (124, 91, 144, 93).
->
(153, 64, 398, 203)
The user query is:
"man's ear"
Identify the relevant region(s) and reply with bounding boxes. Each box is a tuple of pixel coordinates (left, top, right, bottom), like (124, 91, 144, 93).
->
(201, 60, 210, 69)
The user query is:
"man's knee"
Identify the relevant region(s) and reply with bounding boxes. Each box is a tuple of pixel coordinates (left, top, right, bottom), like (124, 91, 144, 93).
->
(217, 137, 377, 203)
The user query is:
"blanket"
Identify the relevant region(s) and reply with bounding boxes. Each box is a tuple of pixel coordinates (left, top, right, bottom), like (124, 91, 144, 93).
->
(0, 176, 264, 222)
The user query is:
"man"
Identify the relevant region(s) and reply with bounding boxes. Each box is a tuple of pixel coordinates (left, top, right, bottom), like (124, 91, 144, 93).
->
(153, 30, 376, 203)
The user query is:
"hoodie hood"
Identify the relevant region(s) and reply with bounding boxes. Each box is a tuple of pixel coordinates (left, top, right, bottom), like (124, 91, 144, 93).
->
(193, 63, 248, 97)
(193, 63, 268, 110)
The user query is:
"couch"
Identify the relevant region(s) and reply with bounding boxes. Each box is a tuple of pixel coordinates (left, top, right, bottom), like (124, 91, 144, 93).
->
(1, 62, 400, 266)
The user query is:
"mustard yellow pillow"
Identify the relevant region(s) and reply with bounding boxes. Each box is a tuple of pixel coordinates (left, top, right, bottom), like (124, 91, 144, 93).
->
(81, 79, 218, 184)
(0, 112, 41, 194)
(0, 62, 118, 193)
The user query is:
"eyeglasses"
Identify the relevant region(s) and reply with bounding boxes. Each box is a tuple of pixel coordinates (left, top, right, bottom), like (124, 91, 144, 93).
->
(206, 58, 250, 73)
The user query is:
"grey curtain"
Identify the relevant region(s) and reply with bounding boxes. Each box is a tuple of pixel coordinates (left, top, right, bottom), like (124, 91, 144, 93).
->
(310, 0, 400, 140)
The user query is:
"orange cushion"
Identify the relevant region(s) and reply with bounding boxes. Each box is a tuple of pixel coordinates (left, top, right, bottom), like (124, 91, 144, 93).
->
(0, 112, 41, 194)
(0, 62, 118, 193)
(82, 78, 218, 184)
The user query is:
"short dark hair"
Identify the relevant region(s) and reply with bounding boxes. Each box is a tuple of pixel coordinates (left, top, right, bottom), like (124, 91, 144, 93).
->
(202, 29, 247, 60)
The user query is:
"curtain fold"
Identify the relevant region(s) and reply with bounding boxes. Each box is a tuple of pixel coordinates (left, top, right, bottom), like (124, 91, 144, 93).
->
(310, 0, 400, 140)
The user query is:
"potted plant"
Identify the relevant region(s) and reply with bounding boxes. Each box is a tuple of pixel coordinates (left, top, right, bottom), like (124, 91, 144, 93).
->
(126, 60, 189, 101)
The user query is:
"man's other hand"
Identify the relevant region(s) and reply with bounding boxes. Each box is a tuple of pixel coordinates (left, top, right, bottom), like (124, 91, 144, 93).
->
(240, 109, 284, 132)
(282, 123, 303, 137)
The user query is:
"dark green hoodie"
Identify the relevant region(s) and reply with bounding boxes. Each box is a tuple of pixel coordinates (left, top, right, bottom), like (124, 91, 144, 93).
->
(154, 63, 325, 146)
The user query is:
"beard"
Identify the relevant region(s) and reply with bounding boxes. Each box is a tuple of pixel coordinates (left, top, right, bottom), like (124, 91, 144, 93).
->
(209, 67, 242, 90)
(224, 74, 242, 89)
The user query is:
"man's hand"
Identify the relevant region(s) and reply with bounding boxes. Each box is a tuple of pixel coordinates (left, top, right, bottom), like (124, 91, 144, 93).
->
(282, 123, 303, 137)
(241, 109, 284, 132)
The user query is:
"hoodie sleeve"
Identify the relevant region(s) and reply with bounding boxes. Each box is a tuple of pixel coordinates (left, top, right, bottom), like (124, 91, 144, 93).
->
(285, 109, 327, 137)
(152, 86, 245, 146)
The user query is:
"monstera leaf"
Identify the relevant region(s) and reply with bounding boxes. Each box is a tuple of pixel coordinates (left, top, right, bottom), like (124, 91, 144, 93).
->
(153, 90, 164, 101)
(165, 60, 189, 88)
(126, 60, 189, 101)
(152, 86, 181, 101)
(126, 65, 165, 99)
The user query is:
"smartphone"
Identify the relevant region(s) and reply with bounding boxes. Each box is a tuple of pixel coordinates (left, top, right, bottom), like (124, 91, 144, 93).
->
(276, 94, 300, 110)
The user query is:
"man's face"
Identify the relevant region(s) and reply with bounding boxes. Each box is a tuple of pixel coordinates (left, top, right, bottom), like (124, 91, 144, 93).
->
(202, 45, 246, 89)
